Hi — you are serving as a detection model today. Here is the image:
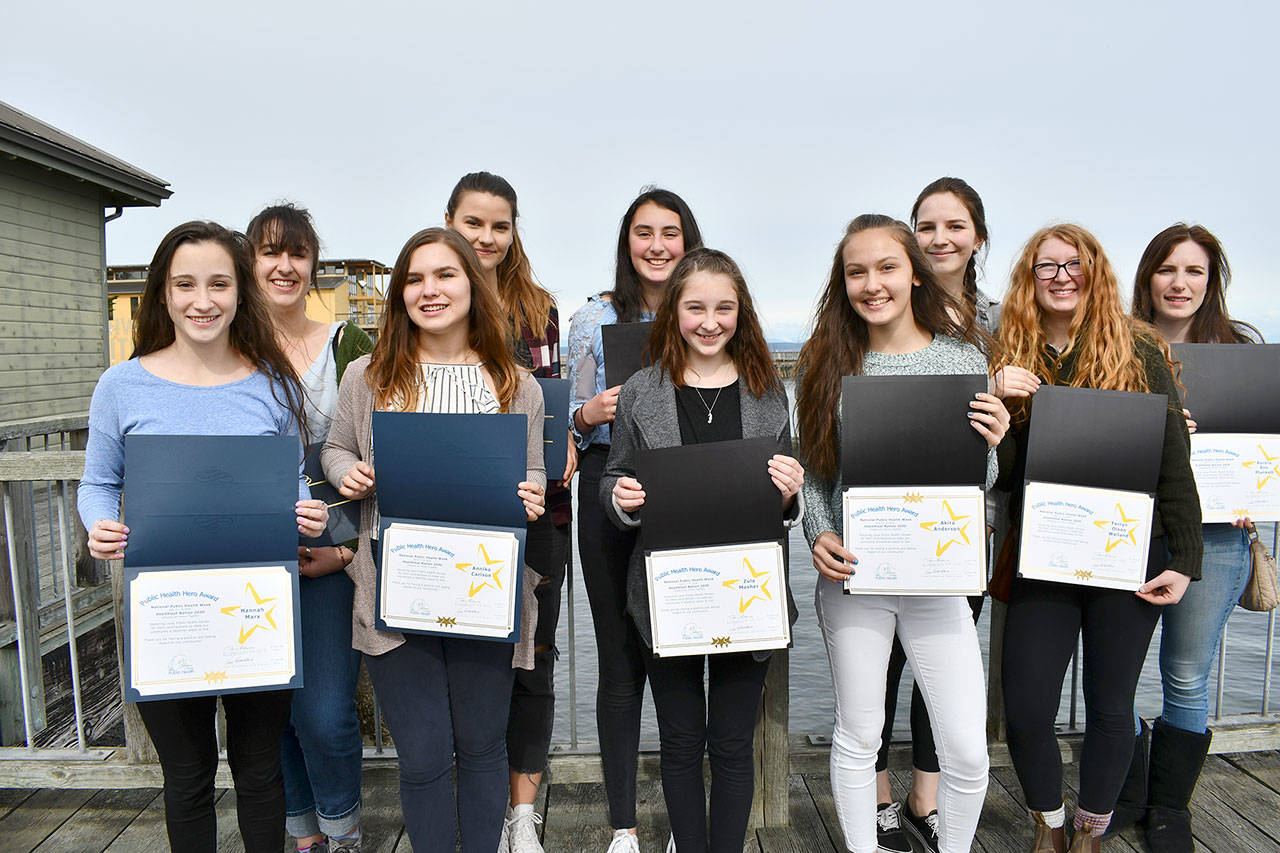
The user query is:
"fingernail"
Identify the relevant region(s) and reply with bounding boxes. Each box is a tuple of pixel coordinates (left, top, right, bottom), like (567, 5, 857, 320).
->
(852, 558, 859, 564)
(122, 527, 130, 534)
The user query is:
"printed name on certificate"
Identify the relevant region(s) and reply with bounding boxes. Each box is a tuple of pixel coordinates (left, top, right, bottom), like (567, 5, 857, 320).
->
(646, 541, 789, 657)
(841, 486, 987, 596)
(130, 565, 296, 697)
(1190, 433, 1280, 523)
(379, 523, 519, 639)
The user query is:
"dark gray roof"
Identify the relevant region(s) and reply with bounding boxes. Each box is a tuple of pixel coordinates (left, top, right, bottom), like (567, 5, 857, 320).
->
(0, 100, 171, 207)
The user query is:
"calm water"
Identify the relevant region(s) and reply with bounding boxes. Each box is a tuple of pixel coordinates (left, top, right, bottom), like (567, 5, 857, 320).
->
(549, 386, 1279, 748)
(552, 513, 1279, 748)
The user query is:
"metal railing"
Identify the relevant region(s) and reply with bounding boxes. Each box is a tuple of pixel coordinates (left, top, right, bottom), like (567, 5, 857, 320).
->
(0, 427, 1276, 790)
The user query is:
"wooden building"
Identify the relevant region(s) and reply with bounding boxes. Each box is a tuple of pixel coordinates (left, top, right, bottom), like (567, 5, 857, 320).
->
(0, 100, 169, 423)
(106, 258, 388, 362)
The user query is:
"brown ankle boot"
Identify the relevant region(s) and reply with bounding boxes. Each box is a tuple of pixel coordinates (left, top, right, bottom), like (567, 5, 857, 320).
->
(1066, 829, 1101, 853)
(1031, 811, 1066, 853)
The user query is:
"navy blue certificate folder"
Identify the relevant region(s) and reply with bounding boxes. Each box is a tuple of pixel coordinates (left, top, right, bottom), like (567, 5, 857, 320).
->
(371, 412, 529, 641)
(536, 378, 571, 482)
(841, 374, 989, 487)
(304, 442, 361, 547)
(121, 435, 304, 702)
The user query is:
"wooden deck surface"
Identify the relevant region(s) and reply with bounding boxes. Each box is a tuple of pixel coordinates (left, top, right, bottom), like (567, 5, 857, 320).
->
(2, 752, 1278, 852)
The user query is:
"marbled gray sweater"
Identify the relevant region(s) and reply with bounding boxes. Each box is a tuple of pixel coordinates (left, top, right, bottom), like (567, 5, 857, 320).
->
(801, 334, 997, 550)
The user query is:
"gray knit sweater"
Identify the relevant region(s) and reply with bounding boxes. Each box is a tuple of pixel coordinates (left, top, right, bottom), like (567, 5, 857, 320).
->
(801, 335, 997, 550)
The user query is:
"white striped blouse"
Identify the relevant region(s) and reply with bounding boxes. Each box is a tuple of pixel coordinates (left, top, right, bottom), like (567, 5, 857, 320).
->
(411, 363, 499, 415)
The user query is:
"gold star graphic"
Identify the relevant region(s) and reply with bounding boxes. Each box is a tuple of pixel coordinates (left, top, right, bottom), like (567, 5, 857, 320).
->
(219, 582, 279, 644)
(920, 500, 972, 556)
(1242, 445, 1280, 489)
(456, 544, 506, 598)
(721, 558, 774, 612)
(1093, 503, 1141, 553)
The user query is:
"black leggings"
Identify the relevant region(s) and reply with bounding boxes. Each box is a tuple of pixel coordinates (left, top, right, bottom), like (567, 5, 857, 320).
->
(137, 689, 294, 853)
(507, 512, 570, 774)
(644, 651, 771, 853)
(577, 445, 647, 829)
(877, 595, 984, 774)
(1003, 537, 1165, 814)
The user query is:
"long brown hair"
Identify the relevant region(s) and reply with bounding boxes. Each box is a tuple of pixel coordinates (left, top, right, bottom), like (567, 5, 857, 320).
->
(610, 188, 705, 322)
(648, 248, 780, 397)
(366, 227, 521, 412)
(131, 221, 308, 433)
(446, 172, 555, 340)
(993, 223, 1172, 424)
(796, 215, 982, 481)
(910, 176, 990, 330)
(1131, 223, 1261, 344)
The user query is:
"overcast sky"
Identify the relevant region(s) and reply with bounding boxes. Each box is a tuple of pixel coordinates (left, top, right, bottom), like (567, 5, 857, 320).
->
(5, 1, 1274, 342)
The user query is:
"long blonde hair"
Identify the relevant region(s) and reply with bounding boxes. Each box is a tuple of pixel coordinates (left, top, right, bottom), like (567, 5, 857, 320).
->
(993, 223, 1170, 423)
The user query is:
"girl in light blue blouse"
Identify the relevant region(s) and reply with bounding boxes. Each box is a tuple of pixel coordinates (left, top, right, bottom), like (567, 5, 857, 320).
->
(565, 187, 703, 853)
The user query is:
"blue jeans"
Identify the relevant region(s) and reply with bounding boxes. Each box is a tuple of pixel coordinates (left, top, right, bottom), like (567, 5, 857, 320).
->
(281, 570, 364, 839)
(1153, 523, 1252, 733)
(364, 633, 515, 852)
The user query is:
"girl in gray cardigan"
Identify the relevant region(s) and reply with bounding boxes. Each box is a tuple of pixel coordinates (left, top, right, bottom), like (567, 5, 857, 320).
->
(601, 249, 804, 853)
(321, 228, 546, 853)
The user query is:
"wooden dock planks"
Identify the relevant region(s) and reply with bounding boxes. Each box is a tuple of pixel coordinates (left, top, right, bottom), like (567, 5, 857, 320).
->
(4, 752, 1280, 852)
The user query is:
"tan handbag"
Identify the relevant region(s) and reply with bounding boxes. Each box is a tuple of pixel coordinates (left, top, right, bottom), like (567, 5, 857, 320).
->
(1239, 522, 1279, 612)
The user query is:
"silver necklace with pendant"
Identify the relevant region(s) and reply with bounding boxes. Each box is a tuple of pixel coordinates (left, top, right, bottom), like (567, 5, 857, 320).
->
(694, 385, 724, 424)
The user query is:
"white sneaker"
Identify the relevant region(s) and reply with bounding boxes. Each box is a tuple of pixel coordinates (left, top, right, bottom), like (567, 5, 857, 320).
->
(605, 829, 640, 853)
(508, 809, 544, 853)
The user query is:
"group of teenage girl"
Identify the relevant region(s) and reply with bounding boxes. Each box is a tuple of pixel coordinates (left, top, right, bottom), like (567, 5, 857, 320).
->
(74, 170, 1250, 853)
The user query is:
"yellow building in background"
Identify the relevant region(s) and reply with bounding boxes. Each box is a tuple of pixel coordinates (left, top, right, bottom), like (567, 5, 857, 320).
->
(106, 259, 389, 364)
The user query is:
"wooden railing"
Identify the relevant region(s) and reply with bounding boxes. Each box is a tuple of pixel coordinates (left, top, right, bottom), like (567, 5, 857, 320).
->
(0, 416, 1276, 836)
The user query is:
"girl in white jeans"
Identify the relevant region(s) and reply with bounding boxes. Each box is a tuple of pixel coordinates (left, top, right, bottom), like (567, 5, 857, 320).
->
(794, 214, 1008, 853)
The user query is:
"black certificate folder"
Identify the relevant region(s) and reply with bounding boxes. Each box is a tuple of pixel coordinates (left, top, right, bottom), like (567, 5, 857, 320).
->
(121, 435, 304, 702)
(1023, 386, 1167, 493)
(1173, 344, 1280, 433)
(636, 437, 783, 551)
(841, 374, 989, 487)
(371, 412, 529, 642)
(603, 321, 655, 389)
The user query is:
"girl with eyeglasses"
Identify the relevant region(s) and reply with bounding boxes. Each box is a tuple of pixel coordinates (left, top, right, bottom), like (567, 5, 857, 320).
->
(992, 225, 1202, 853)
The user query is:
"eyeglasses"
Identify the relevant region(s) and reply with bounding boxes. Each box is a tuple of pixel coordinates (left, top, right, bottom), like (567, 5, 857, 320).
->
(1032, 259, 1083, 280)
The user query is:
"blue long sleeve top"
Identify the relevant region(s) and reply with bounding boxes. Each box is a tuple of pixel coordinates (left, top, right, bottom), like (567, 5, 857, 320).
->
(77, 358, 308, 529)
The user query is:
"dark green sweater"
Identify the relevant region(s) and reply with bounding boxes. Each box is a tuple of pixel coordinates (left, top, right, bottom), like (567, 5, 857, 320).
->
(996, 336, 1204, 579)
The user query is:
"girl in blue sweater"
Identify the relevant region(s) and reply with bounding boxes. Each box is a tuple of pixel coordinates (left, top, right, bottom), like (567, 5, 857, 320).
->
(79, 221, 327, 853)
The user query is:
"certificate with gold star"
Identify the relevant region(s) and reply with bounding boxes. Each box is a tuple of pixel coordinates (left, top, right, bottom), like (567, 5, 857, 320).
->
(841, 486, 988, 595)
(1190, 433, 1280, 523)
(645, 541, 790, 657)
(125, 563, 299, 700)
(377, 523, 522, 640)
(1017, 481, 1154, 590)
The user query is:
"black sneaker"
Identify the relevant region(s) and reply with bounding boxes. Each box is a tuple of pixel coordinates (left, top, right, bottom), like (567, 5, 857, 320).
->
(902, 799, 940, 853)
(875, 802, 912, 853)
